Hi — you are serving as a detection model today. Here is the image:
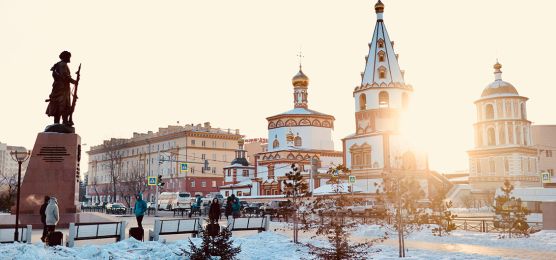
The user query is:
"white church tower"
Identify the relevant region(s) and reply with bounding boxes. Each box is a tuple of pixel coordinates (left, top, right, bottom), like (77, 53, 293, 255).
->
(468, 62, 540, 191)
(342, 0, 429, 192)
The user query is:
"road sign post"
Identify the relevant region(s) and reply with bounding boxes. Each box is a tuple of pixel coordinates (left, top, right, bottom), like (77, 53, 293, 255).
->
(349, 175, 356, 195)
(180, 163, 189, 173)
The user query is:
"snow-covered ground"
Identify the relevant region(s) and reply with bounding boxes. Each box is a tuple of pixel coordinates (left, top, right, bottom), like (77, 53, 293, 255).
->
(355, 224, 556, 252)
(0, 232, 507, 260)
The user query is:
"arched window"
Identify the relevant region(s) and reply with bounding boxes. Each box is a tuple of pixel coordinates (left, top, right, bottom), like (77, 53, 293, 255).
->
(272, 138, 279, 148)
(521, 103, 526, 119)
(402, 92, 409, 110)
(359, 93, 367, 111)
(294, 135, 302, 147)
(487, 128, 496, 145)
(379, 91, 389, 108)
(377, 51, 385, 62)
(378, 67, 387, 79)
(485, 104, 494, 120)
(377, 39, 385, 48)
(498, 127, 506, 145)
(523, 127, 529, 146)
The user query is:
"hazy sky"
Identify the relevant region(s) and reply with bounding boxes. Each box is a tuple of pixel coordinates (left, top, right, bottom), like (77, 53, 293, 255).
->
(1, 0, 555, 173)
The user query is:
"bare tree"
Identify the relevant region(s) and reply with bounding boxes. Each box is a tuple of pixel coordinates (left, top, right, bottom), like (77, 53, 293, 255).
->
(0, 169, 17, 211)
(101, 139, 125, 203)
(118, 166, 147, 208)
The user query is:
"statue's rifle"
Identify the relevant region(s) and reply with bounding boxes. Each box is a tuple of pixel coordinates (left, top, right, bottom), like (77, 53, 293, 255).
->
(68, 63, 81, 126)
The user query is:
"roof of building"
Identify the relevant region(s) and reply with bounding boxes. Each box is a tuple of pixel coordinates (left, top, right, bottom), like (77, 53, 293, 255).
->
(480, 62, 520, 98)
(360, 0, 405, 87)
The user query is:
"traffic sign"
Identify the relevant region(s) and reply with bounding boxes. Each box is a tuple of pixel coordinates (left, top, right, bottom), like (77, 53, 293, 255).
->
(349, 175, 356, 184)
(180, 163, 189, 173)
(147, 176, 157, 186)
(541, 172, 551, 183)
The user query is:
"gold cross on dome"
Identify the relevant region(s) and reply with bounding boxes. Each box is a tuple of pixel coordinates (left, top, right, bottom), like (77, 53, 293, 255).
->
(297, 49, 304, 70)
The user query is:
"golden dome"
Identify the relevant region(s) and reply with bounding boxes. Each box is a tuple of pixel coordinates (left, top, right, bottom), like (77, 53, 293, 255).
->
(375, 0, 384, 13)
(292, 68, 309, 88)
(238, 138, 245, 146)
(493, 62, 502, 70)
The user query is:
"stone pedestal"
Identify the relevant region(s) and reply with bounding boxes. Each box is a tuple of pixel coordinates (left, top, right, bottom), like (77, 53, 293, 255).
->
(15, 132, 82, 227)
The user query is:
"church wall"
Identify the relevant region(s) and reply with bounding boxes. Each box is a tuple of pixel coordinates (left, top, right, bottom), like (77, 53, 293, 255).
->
(268, 126, 334, 151)
(355, 88, 409, 111)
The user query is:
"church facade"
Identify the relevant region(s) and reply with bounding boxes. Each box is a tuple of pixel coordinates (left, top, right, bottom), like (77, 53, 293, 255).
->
(342, 0, 430, 194)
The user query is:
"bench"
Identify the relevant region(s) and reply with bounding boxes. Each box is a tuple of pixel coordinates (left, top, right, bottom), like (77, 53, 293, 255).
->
(226, 216, 270, 233)
(0, 224, 32, 243)
(149, 218, 203, 241)
(67, 221, 127, 247)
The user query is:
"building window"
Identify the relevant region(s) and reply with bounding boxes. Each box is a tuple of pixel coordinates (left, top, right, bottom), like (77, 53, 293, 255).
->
(377, 39, 385, 48)
(201, 154, 206, 160)
(487, 128, 496, 146)
(191, 139, 195, 146)
(294, 135, 302, 147)
(377, 51, 385, 62)
(485, 104, 494, 120)
(546, 150, 553, 157)
(273, 138, 279, 149)
(191, 181, 195, 187)
(242, 170, 249, 177)
(191, 166, 195, 174)
(359, 93, 367, 111)
(378, 67, 386, 79)
(212, 141, 217, 148)
(378, 91, 389, 108)
(223, 142, 227, 148)
(212, 167, 216, 174)
(212, 154, 216, 160)
(201, 181, 206, 187)
(225, 191, 230, 197)
(227, 170, 231, 176)
(548, 169, 554, 176)
(237, 191, 243, 196)
(273, 190, 278, 195)
(212, 180, 217, 187)
(202, 141, 206, 147)
(499, 128, 506, 145)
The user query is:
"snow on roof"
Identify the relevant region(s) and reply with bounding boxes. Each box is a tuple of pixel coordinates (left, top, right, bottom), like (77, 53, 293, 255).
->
(496, 187, 556, 202)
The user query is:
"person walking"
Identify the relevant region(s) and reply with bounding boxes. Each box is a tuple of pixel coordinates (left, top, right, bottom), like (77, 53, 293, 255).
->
(208, 198, 221, 223)
(39, 196, 50, 242)
(225, 196, 233, 220)
(232, 196, 241, 219)
(134, 193, 147, 229)
(45, 197, 60, 235)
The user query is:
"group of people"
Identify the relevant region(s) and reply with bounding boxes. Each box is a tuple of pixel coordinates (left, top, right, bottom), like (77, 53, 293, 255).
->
(207, 194, 241, 224)
(39, 196, 60, 242)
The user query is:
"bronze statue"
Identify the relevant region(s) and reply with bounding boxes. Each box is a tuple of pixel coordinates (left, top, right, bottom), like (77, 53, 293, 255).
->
(45, 51, 81, 126)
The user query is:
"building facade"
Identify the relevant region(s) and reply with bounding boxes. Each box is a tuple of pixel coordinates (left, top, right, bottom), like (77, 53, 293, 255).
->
(532, 125, 556, 185)
(342, 1, 430, 194)
(0, 142, 29, 191)
(86, 122, 241, 205)
(468, 62, 540, 191)
(220, 139, 258, 197)
(254, 66, 342, 196)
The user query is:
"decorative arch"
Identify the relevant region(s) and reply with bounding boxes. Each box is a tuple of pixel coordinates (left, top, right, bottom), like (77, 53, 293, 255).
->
(377, 50, 386, 62)
(285, 119, 297, 127)
(359, 93, 367, 111)
(377, 38, 385, 48)
(379, 91, 389, 108)
(487, 127, 496, 146)
(312, 119, 321, 127)
(322, 121, 331, 128)
(378, 66, 387, 79)
(276, 120, 284, 127)
(299, 118, 311, 126)
(350, 143, 372, 169)
(274, 154, 281, 160)
(296, 154, 303, 160)
(287, 153, 295, 160)
(485, 104, 494, 120)
(268, 121, 276, 129)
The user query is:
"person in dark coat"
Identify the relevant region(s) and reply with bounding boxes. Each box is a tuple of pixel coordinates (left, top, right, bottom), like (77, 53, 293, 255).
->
(232, 196, 241, 219)
(208, 198, 221, 223)
(39, 196, 50, 242)
(225, 196, 233, 220)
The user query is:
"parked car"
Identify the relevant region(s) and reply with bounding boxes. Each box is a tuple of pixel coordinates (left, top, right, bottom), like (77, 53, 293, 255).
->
(260, 200, 293, 216)
(106, 203, 127, 214)
(240, 201, 249, 210)
(205, 192, 225, 205)
(244, 202, 264, 215)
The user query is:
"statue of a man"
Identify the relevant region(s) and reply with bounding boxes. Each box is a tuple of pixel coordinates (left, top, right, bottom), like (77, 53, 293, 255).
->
(46, 51, 77, 125)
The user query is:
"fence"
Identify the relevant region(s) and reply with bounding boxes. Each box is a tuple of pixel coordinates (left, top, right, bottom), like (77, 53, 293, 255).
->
(453, 217, 543, 233)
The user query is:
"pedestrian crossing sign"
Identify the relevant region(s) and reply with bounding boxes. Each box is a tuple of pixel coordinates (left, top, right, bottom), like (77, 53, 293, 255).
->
(349, 175, 356, 184)
(147, 176, 157, 186)
(180, 163, 189, 173)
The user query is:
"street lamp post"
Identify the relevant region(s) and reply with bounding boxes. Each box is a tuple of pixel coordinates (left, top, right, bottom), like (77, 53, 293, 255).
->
(9, 150, 31, 242)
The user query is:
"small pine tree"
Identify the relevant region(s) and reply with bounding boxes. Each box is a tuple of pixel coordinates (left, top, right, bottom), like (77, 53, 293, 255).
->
(189, 227, 241, 260)
(282, 163, 309, 243)
(493, 180, 530, 238)
(430, 188, 457, 236)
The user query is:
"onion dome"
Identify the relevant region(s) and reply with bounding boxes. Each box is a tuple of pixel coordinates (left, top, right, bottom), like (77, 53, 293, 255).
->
(292, 67, 309, 88)
(481, 62, 519, 98)
(375, 0, 384, 13)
